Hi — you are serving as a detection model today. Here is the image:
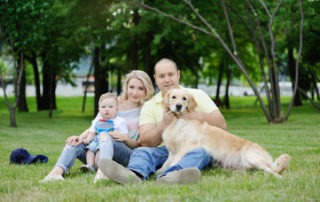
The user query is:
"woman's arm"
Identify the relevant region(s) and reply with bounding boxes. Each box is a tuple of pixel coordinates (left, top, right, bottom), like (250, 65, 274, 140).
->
(108, 131, 141, 148)
(82, 130, 96, 145)
(66, 128, 94, 145)
(123, 137, 141, 149)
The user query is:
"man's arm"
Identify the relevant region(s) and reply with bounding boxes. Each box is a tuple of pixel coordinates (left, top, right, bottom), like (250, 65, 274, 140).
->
(139, 123, 164, 147)
(207, 110, 227, 129)
(183, 89, 227, 130)
(139, 109, 176, 147)
(182, 110, 227, 130)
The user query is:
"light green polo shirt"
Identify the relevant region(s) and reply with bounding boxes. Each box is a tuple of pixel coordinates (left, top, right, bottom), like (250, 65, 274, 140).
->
(139, 87, 218, 126)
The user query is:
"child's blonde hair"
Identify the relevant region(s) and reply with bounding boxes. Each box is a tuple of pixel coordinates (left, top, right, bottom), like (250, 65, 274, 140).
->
(99, 92, 118, 106)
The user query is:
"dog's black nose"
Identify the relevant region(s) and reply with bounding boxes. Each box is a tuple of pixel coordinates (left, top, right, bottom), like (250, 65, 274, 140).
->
(176, 104, 182, 112)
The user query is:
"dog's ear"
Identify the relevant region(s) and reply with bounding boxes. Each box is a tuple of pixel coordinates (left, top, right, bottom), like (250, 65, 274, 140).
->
(162, 91, 171, 111)
(187, 94, 197, 112)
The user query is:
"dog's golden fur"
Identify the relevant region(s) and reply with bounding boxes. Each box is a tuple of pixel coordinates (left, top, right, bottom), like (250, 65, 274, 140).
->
(159, 88, 291, 177)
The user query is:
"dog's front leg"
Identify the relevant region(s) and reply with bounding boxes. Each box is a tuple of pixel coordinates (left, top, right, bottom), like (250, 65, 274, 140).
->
(170, 146, 197, 166)
(156, 152, 174, 174)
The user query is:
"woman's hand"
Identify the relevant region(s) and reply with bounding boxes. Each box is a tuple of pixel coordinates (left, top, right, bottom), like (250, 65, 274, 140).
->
(66, 136, 82, 146)
(108, 131, 129, 142)
(82, 136, 91, 145)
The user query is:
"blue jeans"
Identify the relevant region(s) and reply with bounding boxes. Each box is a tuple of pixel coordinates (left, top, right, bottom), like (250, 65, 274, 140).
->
(99, 134, 133, 166)
(55, 139, 133, 173)
(128, 146, 212, 180)
(55, 144, 87, 173)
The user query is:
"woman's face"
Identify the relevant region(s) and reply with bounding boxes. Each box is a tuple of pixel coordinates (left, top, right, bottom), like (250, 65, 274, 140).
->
(126, 78, 146, 103)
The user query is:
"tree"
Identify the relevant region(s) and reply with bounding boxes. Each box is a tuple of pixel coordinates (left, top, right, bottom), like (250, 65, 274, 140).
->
(0, 51, 24, 127)
(298, 1, 320, 108)
(35, 0, 88, 113)
(137, 0, 304, 123)
(0, 0, 53, 126)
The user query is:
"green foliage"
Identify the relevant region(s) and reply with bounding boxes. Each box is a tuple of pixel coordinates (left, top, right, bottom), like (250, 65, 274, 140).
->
(302, 1, 320, 70)
(0, 0, 53, 51)
(1, 1, 319, 119)
(0, 96, 319, 201)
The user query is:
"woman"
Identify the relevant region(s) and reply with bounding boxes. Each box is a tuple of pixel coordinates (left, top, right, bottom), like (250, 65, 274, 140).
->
(40, 70, 154, 182)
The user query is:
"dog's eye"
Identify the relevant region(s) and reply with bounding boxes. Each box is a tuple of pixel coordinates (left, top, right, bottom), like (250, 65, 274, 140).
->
(182, 97, 187, 101)
(172, 96, 176, 99)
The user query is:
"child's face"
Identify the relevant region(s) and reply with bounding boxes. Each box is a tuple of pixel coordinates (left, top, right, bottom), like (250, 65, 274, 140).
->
(99, 98, 118, 120)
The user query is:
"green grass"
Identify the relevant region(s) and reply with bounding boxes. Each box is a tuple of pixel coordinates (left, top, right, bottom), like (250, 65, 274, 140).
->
(0, 96, 319, 201)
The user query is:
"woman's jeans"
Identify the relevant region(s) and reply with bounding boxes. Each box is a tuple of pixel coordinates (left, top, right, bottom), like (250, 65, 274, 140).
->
(55, 136, 133, 173)
(99, 134, 133, 166)
(128, 146, 212, 180)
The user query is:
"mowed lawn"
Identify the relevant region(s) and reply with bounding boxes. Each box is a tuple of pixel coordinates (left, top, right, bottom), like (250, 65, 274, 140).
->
(0, 96, 319, 202)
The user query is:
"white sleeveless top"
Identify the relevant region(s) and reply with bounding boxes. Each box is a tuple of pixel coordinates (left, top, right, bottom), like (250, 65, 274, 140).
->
(117, 107, 141, 140)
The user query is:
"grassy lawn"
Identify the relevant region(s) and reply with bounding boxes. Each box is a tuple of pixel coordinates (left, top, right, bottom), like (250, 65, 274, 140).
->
(0, 96, 319, 201)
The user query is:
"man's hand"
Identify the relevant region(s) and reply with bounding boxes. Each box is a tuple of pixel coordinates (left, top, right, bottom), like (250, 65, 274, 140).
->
(163, 108, 176, 126)
(181, 111, 201, 120)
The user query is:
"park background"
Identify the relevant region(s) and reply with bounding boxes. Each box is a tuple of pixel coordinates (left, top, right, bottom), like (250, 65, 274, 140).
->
(1, 1, 319, 201)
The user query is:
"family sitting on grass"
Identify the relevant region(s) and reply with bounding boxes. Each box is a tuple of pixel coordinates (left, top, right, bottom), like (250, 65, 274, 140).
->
(40, 58, 226, 184)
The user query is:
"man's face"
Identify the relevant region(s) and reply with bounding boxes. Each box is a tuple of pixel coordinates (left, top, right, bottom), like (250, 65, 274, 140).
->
(154, 61, 180, 96)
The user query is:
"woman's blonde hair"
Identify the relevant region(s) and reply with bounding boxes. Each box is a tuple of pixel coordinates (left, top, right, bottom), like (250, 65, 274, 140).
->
(121, 70, 154, 105)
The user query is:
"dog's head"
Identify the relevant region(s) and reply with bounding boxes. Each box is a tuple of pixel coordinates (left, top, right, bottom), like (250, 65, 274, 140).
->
(163, 89, 197, 115)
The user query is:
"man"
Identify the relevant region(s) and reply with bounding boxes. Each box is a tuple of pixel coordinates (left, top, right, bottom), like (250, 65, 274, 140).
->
(99, 58, 227, 184)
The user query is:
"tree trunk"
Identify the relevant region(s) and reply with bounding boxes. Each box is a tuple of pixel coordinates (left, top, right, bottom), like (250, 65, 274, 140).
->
(310, 71, 320, 101)
(224, 64, 231, 109)
(215, 61, 223, 98)
(144, 32, 155, 84)
(93, 46, 108, 114)
(2, 51, 25, 127)
(16, 52, 28, 112)
(116, 67, 121, 95)
(130, 10, 140, 70)
(29, 51, 42, 110)
(214, 61, 224, 108)
(288, 38, 302, 106)
(48, 72, 56, 118)
(41, 60, 57, 110)
(1, 80, 18, 127)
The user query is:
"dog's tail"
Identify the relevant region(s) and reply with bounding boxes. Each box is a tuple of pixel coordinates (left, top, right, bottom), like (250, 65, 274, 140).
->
(271, 154, 291, 174)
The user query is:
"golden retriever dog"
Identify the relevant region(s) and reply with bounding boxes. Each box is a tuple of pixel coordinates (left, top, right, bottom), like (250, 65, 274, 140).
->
(159, 88, 291, 177)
